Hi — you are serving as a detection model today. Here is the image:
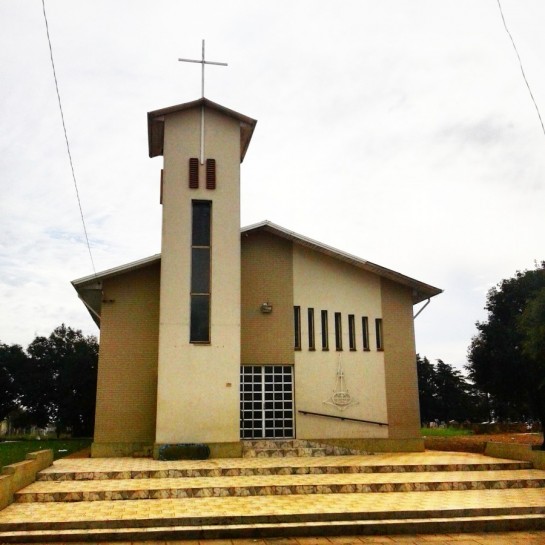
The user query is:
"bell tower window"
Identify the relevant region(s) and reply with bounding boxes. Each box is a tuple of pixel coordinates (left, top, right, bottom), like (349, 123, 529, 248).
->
(190, 200, 211, 343)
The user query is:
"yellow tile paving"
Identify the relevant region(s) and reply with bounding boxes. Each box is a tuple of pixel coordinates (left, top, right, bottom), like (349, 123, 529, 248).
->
(19, 468, 545, 495)
(2, 488, 545, 524)
(3, 452, 545, 544)
(37, 452, 525, 475)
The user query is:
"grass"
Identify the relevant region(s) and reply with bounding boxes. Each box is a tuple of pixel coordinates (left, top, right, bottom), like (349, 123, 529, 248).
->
(421, 427, 474, 437)
(0, 438, 92, 467)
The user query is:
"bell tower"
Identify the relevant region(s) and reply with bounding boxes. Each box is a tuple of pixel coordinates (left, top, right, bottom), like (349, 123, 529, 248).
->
(147, 98, 256, 449)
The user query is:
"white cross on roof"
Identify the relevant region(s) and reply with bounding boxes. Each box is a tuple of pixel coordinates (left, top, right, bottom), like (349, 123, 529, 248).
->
(178, 39, 228, 98)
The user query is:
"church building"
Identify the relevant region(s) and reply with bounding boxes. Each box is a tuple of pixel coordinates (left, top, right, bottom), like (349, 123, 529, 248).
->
(72, 97, 442, 458)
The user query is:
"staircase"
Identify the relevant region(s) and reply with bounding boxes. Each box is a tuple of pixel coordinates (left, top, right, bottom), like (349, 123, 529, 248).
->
(242, 439, 363, 457)
(1, 449, 545, 542)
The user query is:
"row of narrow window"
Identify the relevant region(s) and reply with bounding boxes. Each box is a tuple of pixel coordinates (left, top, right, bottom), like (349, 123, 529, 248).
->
(189, 158, 216, 189)
(293, 307, 383, 352)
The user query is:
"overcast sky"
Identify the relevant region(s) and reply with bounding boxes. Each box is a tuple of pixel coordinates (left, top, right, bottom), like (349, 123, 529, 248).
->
(1, 0, 544, 370)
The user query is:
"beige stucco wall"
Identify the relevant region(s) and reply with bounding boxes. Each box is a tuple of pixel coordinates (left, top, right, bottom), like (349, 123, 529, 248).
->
(292, 245, 388, 439)
(94, 263, 160, 444)
(156, 106, 242, 444)
(381, 278, 421, 438)
(241, 230, 294, 365)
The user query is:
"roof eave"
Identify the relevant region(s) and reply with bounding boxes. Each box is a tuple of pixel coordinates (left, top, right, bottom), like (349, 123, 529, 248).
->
(241, 221, 443, 304)
(147, 98, 257, 161)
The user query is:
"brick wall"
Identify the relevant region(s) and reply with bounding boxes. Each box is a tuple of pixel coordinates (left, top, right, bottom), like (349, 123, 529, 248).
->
(94, 263, 160, 444)
(381, 278, 421, 438)
(241, 230, 294, 365)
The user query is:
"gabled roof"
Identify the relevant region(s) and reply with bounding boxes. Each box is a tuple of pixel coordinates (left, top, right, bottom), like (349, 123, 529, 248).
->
(147, 97, 257, 161)
(72, 222, 442, 326)
(242, 221, 442, 304)
(72, 254, 161, 327)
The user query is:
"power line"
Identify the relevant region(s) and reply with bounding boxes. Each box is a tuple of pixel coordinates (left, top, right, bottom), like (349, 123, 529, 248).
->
(41, 0, 96, 275)
(496, 0, 545, 140)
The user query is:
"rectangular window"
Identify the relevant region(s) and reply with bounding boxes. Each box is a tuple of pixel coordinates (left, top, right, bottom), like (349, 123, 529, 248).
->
(294, 306, 301, 350)
(375, 318, 384, 351)
(334, 312, 343, 351)
(190, 201, 211, 343)
(321, 310, 329, 350)
(362, 317, 370, 351)
(348, 314, 356, 351)
(308, 308, 315, 350)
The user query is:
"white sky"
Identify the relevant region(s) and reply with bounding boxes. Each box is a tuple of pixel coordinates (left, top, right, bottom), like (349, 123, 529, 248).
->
(1, 1, 544, 371)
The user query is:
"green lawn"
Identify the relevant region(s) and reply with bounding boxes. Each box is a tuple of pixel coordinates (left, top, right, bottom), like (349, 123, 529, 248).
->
(0, 438, 92, 467)
(421, 427, 474, 437)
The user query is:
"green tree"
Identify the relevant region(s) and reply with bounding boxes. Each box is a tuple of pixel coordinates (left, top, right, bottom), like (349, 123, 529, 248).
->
(433, 359, 476, 423)
(0, 343, 27, 421)
(416, 354, 438, 423)
(518, 286, 545, 447)
(467, 263, 545, 448)
(417, 355, 485, 424)
(26, 325, 98, 436)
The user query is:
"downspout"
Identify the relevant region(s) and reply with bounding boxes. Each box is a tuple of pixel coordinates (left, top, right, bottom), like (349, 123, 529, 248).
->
(413, 298, 431, 319)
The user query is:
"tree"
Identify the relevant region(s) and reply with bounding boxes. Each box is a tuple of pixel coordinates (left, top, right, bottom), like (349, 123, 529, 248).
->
(518, 286, 545, 445)
(26, 325, 98, 436)
(417, 355, 486, 424)
(433, 359, 476, 423)
(467, 263, 545, 449)
(0, 343, 27, 421)
(416, 354, 438, 423)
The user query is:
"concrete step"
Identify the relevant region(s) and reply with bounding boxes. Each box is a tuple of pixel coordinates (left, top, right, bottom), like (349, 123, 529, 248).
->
(5, 452, 542, 542)
(1, 490, 545, 541)
(36, 456, 534, 481)
(2, 514, 545, 542)
(17, 469, 545, 502)
(242, 439, 361, 457)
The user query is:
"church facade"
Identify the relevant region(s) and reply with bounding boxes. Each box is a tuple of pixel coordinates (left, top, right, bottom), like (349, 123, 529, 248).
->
(72, 98, 442, 458)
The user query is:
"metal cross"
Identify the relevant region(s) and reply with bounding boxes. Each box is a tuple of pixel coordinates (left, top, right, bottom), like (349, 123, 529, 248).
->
(178, 40, 228, 163)
(179, 39, 228, 98)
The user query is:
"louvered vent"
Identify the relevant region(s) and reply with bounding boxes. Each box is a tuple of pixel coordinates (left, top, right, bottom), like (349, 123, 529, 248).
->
(189, 158, 199, 189)
(206, 159, 216, 190)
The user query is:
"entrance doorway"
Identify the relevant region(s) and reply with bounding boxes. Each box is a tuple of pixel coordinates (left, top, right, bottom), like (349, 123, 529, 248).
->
(240, 365, 294, 439)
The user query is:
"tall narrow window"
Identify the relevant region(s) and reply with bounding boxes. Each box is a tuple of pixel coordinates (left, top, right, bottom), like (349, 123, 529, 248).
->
(159, 169, 164, 205)
(294, 306, 301, 350)
(189, 158, 199, 189)
(190, 201, 211, 343)
(348, 314, 356, 351)
(362, 317, 370, 351)
(308, 308, 315, 350)
(375, 318, 384, 351)
(321, 310, 329, 351)
(334, 312, 343, 351)
(206, 158, 216, 190)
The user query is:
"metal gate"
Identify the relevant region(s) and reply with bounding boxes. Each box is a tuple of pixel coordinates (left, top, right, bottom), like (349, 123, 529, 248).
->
(240, 365, 294, 439)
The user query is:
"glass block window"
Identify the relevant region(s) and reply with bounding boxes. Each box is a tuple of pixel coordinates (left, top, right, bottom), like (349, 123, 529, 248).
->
(240, 365, 294, 439)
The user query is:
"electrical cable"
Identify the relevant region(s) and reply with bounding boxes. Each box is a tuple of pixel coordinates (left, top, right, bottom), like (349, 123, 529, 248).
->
(41, 0, 97, 275)
(496, 0, 545, 140)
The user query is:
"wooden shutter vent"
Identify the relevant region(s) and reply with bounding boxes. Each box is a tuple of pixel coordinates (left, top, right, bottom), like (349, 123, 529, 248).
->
(206, 159, 216, 190)
(189, 158, 199, 189)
